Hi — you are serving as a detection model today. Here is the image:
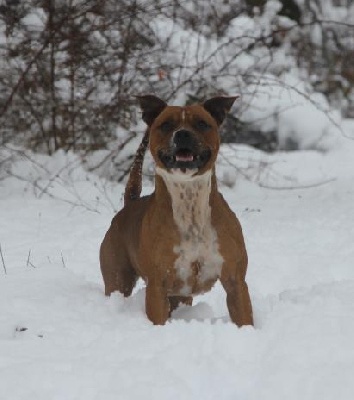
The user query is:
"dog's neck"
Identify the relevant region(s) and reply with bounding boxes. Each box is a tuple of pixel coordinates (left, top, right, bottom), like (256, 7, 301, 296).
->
(155, 167, 217, 232)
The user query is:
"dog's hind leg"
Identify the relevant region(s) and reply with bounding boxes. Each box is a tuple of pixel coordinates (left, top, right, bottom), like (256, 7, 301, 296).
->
(100, 231, 138, 297)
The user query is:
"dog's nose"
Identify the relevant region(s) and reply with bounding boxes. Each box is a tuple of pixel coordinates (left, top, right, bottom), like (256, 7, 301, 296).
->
(173, 129, 193, 148)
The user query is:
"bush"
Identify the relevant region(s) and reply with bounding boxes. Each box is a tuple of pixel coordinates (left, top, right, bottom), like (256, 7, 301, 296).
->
(0, 0, 352, 164)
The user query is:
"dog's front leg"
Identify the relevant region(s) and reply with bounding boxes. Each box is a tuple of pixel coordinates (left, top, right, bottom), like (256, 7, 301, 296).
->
(145, 283, 170, 325)
(221, 272, 253, 327)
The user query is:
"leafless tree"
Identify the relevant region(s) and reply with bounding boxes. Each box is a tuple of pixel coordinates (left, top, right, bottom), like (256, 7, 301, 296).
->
(0, 0, 353, 183)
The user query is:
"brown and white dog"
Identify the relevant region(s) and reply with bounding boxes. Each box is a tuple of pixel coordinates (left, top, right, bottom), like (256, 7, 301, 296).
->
(100, 95, 253, 326)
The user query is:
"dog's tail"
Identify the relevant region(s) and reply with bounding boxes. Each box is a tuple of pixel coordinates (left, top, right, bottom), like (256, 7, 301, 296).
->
(124, 129, 149, 206)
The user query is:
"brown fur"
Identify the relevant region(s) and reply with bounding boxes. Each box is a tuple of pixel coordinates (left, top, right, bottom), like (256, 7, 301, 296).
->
(100, 96, 253, 326)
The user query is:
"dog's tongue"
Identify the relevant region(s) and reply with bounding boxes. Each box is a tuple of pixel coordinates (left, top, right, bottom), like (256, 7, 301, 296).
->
(176, 151, 194, 162)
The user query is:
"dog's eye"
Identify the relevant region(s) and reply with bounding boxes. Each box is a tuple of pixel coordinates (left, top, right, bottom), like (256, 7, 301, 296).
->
(159, 120, 174, 133)
(195, 119, 210, 132)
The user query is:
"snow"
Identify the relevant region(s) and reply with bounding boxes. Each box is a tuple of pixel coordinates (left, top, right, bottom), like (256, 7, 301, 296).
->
(1, 119, 354, 399)
(240, 73, 342, 151)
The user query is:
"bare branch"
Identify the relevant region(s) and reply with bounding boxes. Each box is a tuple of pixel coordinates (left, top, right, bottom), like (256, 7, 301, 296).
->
(0, 243, 7, 275)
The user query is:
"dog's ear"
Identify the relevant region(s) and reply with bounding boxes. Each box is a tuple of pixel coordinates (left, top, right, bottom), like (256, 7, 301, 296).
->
(203, 96, 239, 126)
(136, 95, 167, 126)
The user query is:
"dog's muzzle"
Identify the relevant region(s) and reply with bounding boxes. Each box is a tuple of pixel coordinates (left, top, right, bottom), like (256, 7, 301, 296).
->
(158, 129, 211, 170)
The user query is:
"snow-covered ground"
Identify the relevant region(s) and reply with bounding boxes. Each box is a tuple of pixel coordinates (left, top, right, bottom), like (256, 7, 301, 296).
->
(1, 121, 354, 400)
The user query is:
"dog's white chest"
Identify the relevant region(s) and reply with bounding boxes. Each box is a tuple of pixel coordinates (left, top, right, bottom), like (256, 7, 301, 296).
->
(157, 169, 224, 295)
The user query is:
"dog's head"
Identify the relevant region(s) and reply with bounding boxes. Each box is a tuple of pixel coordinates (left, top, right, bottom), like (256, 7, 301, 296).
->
(137, 95, 238, 177)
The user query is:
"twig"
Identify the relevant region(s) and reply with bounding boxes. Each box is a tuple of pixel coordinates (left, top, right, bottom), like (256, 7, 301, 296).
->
(0, 1, 103, 119)
(25, 248, 36, 268)
(0, 244, 7, 275)
(87, 132, 137, 172)
(257, 177, 337, 190)
(61, 252, 66, 268)
(94, 180, 117, 212)
(219, 146, 337, 190)
(8, 170, 100, 213)
(253, 75, 346, 139)
(26, 249, 31, 268)
(0, 35, 51, 118)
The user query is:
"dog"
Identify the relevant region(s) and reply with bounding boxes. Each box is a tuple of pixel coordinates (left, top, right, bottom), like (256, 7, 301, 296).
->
(100, 95, 253, 326)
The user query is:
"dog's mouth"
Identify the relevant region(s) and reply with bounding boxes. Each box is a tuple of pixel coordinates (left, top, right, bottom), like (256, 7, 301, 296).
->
(158, 148, 211, 172)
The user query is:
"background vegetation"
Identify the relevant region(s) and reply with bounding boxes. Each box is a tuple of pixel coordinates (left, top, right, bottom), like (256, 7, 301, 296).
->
(0, 0, 353, 177)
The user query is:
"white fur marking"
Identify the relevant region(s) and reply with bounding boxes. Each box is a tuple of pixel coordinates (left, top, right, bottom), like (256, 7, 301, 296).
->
(156, 167, 224, 295)
(181, 108, 186, 124)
